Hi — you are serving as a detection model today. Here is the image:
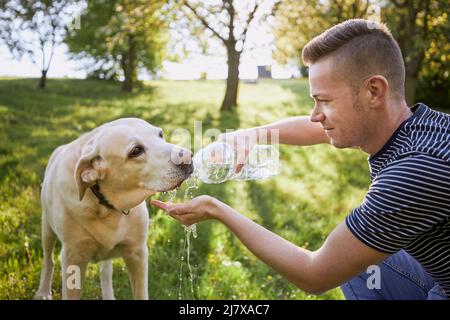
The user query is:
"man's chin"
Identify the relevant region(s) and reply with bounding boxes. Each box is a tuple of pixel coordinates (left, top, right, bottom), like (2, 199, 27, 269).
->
(329, 139, 352, 149)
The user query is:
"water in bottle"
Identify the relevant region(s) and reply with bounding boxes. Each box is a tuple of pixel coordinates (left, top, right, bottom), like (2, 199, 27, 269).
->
(235, 144, 280, 180)
(192, 142, 236, 184)
(192, 142, 280, 183)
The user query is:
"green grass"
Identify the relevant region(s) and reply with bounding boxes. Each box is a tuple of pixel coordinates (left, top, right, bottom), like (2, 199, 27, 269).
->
(0, 78, 371, 300)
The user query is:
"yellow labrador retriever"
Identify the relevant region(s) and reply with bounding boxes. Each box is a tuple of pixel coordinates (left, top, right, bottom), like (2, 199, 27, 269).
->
(35, 118, 193, 300)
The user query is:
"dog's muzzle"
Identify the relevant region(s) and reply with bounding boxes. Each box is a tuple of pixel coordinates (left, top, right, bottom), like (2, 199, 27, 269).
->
(177, 162, 194, 176)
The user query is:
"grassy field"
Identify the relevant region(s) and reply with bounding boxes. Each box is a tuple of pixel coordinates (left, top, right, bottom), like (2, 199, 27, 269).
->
(0, 78, 371, 300)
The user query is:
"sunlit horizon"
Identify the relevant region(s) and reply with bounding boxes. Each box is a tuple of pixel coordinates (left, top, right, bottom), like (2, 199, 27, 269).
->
(0, 44, 299, 81)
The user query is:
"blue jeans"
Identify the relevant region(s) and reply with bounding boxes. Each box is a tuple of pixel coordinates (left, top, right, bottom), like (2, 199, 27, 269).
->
(340, 250, 448, 300)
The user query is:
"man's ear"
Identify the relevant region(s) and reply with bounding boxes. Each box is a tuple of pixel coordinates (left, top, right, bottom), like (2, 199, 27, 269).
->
(366, 75, 389, 107)
(74, 142, 106, 201)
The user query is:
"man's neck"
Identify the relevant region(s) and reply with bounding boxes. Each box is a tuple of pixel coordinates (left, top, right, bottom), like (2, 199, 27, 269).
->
(361, 99, 412, 155)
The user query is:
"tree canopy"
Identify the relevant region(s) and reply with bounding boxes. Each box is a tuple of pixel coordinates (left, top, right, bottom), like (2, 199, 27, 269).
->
(65, 0, 168, 91)
(274, 0, 449, 107)
(0, 0, 80, 88)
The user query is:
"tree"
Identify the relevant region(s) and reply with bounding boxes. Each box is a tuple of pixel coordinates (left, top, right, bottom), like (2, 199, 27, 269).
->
(0, 0, 79, 89)
(65, 0, 167, 92)
(180, 0, 267, 112)
(384, 0, 449, 106)
(274, 0, 449, 106)
(416, 11, 449, 109)
(274, 0, 370, 67)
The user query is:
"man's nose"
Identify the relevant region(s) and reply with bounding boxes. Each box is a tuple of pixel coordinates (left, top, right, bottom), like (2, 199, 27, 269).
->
(310, 104, 325, 123)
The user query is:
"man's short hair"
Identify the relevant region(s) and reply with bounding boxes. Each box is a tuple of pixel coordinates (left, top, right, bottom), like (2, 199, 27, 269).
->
(302, 19, 405, 99)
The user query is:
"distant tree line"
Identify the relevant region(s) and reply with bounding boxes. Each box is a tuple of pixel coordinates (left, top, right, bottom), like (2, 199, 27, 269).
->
(1, 0, 448, 109)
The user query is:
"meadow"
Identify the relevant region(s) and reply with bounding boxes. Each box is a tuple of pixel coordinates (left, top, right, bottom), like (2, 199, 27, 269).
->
(0, 78, 372, 299)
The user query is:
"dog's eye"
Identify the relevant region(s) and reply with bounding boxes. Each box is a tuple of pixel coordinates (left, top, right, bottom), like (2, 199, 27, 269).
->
(129, 145, 145, 158)
(158, 131, 163, 139)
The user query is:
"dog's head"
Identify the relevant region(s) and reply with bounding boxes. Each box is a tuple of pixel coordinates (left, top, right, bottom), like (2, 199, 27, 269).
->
(74, 118, 193, 210)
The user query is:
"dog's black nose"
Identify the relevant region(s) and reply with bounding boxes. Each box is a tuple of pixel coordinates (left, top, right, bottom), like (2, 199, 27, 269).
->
(177, 162, 194, 175)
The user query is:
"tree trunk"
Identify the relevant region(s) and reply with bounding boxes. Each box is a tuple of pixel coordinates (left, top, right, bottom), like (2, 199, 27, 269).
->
(395, 4, 424, 107)
(38, 70, 47, 89)
(405, 75, 417, 107)
(404, 51, 422, 107)
(122, 35, 137, 92)
(220, 47, 240, 112)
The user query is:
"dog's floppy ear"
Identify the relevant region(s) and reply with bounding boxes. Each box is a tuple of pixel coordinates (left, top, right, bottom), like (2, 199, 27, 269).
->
(74, 142, 106, 201)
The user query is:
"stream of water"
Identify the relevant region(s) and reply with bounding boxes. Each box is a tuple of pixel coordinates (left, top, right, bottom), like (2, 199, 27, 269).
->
(176, 176, 199, 299)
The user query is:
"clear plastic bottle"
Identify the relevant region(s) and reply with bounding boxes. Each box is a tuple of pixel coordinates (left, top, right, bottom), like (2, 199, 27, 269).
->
(192, 142, 280, 184)
(234, 144, 280, 181)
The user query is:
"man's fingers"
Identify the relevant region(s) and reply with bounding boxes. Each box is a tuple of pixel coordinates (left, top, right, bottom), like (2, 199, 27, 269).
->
(150, 200, 181, 213)
(150, 199, 192, 215)
(165, 210, 197, 226)
(235, 148, 249, 173)
(150, 200, 169, 211)
(151, 199, 203, 227)
(168, 203, 192, 215)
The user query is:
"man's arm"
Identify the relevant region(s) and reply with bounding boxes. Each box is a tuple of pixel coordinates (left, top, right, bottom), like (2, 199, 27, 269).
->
(210, 199, 389, 294)
(220, 116, 330, 148)
(153, 196, 390, 294)
(254, 116, 330, 146)
(220, 116, 330, 172)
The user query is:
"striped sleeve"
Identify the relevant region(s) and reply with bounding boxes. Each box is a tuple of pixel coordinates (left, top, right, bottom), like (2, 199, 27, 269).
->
(346, 154, 450, 254)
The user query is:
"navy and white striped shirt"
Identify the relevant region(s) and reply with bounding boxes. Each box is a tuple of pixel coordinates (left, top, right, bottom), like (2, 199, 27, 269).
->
(346, 103, 450, 298)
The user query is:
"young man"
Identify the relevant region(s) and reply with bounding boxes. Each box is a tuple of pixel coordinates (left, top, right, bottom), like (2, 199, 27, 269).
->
(151, 19, 450, 300)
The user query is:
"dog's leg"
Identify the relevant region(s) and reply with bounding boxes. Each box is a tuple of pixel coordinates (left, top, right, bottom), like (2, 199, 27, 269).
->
(35, 218, 57, 300)
(100, 260, 115, 300)
(60, 246, 88, 300)
(123, 246, 148, 300)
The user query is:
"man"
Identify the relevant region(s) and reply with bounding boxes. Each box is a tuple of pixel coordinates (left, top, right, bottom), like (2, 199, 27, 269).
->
(151, 19, 450, 300)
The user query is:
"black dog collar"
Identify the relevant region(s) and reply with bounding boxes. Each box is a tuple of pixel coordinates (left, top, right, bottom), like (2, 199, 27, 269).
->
(90, 183, 130, 215)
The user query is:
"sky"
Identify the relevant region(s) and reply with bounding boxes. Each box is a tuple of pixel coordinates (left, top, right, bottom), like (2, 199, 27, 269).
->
(0, 44, 86, 79)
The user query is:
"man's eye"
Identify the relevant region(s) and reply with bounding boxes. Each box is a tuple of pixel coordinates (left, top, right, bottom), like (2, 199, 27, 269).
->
(129, 145, 145, 158)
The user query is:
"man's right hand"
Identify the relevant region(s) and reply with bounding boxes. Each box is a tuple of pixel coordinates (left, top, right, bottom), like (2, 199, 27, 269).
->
(218, 129, 258, 173)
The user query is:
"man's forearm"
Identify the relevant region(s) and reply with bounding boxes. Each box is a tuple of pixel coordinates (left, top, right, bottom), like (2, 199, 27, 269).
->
(209, 199, 320, 293)
(254, 116, 330, 146)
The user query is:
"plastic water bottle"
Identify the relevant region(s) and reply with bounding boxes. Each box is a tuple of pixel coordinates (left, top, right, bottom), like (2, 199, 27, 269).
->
(235, 144, 280, 181)
(192, 142, 280, 184)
